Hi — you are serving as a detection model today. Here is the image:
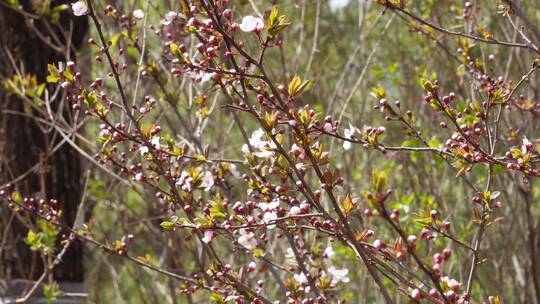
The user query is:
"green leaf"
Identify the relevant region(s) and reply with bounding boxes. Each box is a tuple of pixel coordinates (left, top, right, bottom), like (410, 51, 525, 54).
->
(210, 292, 225, 303)
(43, 281, 61, 304)
(370, 85, 386, 100)
(265, 5, 290, 38)
(24, 220, 58, 254)
(160, 221, 175, 230)
(266, 6, 290, 38)
(342, 194, 356, 215)
(6, 0, 21, 10)
(287, 75, 310, 98)
(24, 230, 41, 251)
(209, 200, 227, 220)
(428, 137, 441, 148)
(372, 170, 388, 193)
(288, 75, 301, 96)
(63, 70, 74, 82)
(420, 78, 437, 92)
(52, 4, 69, 12)
(110, 32, 125, 48)
(267, 6, 279, 27)
(36, 83, 46, 97)
(169, 43, 188, 63)
(46, 64, 60, 83)
(194, 154, 207, 162)
(170, 42, 182, 58)
(11, 191, 22, 203)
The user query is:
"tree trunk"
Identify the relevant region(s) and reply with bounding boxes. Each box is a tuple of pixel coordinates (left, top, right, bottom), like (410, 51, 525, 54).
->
(0, 0, 88, 287)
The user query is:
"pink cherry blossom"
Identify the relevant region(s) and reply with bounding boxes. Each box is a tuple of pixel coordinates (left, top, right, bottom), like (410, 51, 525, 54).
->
(202, 231, 216, 243)
(238, 230, 257, 250)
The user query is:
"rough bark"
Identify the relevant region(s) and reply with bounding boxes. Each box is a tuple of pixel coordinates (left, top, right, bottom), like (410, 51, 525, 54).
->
(0, 0, 88, 284)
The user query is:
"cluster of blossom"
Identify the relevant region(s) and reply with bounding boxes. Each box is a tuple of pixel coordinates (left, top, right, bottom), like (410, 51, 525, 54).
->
(1, 185, 61, 224)
(5, 0, 532, 302)
(57, 1, 474, 302)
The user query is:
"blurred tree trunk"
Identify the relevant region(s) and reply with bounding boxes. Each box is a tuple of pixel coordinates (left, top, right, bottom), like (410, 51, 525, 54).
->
(0, 0, 88, 285)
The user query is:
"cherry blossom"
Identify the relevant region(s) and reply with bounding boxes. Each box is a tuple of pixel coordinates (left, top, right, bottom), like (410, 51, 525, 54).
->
(262, 211, 278, 229)
(285, 247, 295, 259)
(133, 9, 145, 20)
(239, 16, 264, 33)
(324, 246, 336, 260)
(200, 171, 214, 192)
(176, 171, 194, 192)
(259, 199, 280, 211)
(522, 137, 533, 154)
(238, 230, 257, 250)
(242, 129, 276, 158)
(71, 1, 88, 16)
(441, 276, 461, 290)
(150, 135, 161, 147)
(289, 206, 301, 216)
(187, 70, 214, 83)
(135, 173, 144, 182)
(411, 288, 422, 300)
(343, 124, 358, 150)
(323, 122, 333, 133)
(291, 143, 305, 158)
(161, 11, 178, 25)
(139, 146, 149, 156)
(228, 164, 241, 178)
(202, 231, 216, 243)
(328, 266, 350, 283)
(294, 272, 308, 285)
(98, 129, 111, 138)
(247, 261, 257, 272)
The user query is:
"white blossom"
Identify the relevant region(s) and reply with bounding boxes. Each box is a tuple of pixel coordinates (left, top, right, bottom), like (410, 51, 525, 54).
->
(441, 276, 461, 290)
(176, 171, 194, 192)
(239, 16, 264, 32)
(294, 272, 308, 285)
(228, 164, 241, 178)
(98, 129, 111, 138)
(133, 9, 145, 20)
(291, 143, 305, 158)
(522, 137, 533, 154)
(343, 124, 358, 150)
(259, 199, 280, 211)
(151, 136, 161, 147)
(242, 129, 276, 158)
(324, 246, 336, 260)
(161, 11, 177, 25)
(139, 146, 149, 156)
(262, 211, 278, 229)
(323, 122, 333, 133)
(71, 1, 88, 16)
(328, 266, 349, 283)
(200, 171, 214, 192)
(202, 231, 215, 243)
(248, 261, 257, 271)
(135, 172, 144, 182)
(289, 206, 301, 216)
(238, 231, 257, 250)
(285, 247, 295, 259)
(187, 70, 214, 83)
